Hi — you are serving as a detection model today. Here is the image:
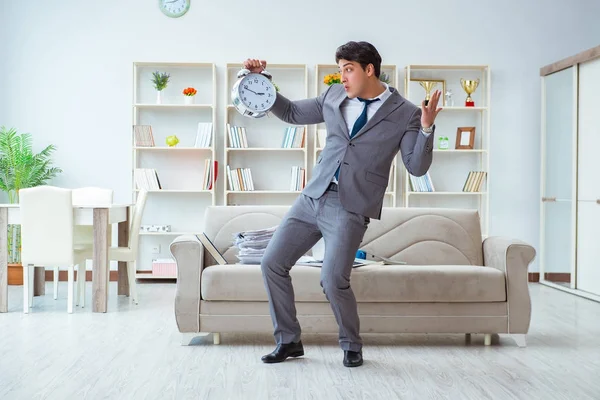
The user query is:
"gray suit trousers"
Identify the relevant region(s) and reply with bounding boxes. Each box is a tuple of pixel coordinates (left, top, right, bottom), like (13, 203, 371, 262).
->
(260, 187, 370, 352)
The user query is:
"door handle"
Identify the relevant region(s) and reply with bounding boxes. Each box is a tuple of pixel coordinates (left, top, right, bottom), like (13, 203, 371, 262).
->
(542, 197, 556, 202)
(596, 199, 600, 204)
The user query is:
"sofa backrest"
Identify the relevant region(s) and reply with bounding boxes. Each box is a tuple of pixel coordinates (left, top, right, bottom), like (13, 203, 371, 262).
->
(361, 207, 483, 266)
(203, 206, 483, 266)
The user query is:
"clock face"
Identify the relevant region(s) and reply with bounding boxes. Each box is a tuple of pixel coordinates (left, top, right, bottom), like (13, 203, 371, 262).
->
(237, 73, 275, 112)
(159, 0, 190, 18)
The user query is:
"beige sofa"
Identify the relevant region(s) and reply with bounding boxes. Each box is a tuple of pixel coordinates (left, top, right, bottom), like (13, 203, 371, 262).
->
(170, 206, 536, 347)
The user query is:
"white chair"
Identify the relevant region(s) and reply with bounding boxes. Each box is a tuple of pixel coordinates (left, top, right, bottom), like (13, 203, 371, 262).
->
(76, 189, 148, 305)
(71, 187, 114, 308)
(20, 186, 80, 314)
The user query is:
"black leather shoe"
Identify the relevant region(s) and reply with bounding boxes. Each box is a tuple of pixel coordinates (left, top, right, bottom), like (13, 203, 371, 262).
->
(343, 350, 363, 367)
(261, 341, 304, 363)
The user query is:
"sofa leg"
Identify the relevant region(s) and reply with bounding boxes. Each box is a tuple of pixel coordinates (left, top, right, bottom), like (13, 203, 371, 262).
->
(484, 334, 492, 346)
(213, 333, 221, 345)
(511, 334, 527, 348)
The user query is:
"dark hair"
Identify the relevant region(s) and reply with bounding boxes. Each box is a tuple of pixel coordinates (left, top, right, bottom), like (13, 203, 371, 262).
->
(335, 41, 382, 78)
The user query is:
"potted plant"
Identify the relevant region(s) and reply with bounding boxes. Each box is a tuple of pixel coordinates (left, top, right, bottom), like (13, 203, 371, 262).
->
(0, 126, 62, 284)
(182, 87, 197, 105)
(151, 71, 170, 104)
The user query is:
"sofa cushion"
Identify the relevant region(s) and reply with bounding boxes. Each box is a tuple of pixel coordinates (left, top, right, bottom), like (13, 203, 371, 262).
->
(201, 264, 506, 303)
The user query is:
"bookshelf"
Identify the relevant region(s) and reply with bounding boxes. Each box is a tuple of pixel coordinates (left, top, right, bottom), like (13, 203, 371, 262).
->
(314, 64, 399, 206)
(224, 63, 309, 206)
(132, 62, 217, 277)
(403, 64, 490, 236)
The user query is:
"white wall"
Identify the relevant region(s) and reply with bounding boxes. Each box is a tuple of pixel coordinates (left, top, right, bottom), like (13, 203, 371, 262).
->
(2, 0, 600, 271)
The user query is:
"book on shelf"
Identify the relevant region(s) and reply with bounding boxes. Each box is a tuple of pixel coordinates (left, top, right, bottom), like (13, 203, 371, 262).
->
(226, 165, 254, 191)
(290, 166, 306, 191)
(281, 126, 306, 148)
(134, 168, 162, 190)
(227, 123, 248, 148)
(409, 171, 434, 192)
(462, 171, 487, 192)
(202, 159, 218, 190)
(194, 122, 213, 148)
(133, 125, 155, 147)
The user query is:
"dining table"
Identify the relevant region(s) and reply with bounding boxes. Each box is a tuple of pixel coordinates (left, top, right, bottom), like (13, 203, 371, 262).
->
(0, 203, 133, 313)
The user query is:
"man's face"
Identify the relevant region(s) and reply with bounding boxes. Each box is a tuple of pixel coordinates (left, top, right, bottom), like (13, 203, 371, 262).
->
(338, 59, 370, 98)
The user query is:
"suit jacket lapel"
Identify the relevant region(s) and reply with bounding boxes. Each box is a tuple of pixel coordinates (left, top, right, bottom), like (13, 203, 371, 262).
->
(334, 91, 350, 137)
(350, 89, 405, 141)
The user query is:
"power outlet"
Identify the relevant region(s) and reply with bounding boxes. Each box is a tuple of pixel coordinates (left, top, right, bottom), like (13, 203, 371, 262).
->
(151, 244, 161, 254)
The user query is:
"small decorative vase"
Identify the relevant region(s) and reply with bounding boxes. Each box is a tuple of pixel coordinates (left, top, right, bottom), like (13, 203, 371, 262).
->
(156, 91, 163, 105)
(184, 96, 195, 105)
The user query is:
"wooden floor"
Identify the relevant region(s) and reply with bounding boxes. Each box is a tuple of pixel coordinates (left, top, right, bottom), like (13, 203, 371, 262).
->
(1, 282, 599, 400)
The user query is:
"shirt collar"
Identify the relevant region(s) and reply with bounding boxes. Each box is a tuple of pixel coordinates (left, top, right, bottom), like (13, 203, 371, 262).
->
(350, 82, 391, 103)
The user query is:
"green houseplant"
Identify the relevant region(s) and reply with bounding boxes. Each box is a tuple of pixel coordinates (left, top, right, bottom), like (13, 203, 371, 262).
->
(0, 126, 62, 267)
(152, 71, 171, 104)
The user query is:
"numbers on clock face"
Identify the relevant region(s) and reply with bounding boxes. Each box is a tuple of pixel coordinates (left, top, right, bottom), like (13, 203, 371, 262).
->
(239, 73, 274, 112)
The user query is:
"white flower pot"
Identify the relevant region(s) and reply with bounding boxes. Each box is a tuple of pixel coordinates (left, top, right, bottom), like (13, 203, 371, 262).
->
(156, 91, 163, 105)
(184, 96, 195, 105)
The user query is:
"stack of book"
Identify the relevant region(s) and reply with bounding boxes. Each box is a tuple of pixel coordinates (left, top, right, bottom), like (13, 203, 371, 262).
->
(290, 166, 306, 191)
(202, 159, 218, 190)
(227, 124, 248, 148)
(194, 122, 213, 148)
(462, 171, 487, 192)
(281, 126, 305, 148)
(133, 125, 155, 147)
(409, 172, 434, 192)
(134, 168, 161, 190)
(226, 165, 254, 191)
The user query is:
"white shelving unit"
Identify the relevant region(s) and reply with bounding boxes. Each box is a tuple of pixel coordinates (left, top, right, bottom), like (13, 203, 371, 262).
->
(224, 63, 309, 206)
(132, 62, 217, 278)
(403, 64, 491, 237)
(314, 64, 399, 206)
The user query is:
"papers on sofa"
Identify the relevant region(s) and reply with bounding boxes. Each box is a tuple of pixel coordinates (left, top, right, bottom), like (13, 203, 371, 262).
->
(233, 225, 278, 264)
(296, 255, 406, 268)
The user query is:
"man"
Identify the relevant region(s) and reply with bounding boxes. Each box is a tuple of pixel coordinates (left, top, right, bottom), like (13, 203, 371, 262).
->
(244, 41, 441, 367)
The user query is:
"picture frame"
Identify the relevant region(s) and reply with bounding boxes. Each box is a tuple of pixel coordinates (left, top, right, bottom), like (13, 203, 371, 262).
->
(455, 127, 475, 149)
(409, 78, 447, 106)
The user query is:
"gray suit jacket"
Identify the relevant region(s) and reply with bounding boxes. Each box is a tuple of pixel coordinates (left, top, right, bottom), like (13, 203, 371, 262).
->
(270, 83, 434, 219)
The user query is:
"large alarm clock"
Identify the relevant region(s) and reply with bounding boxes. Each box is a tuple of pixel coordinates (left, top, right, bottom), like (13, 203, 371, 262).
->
(231, 68, 276, 118)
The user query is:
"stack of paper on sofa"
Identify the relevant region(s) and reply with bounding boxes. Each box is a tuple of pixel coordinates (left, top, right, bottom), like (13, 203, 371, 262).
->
(233, 226, 278, 264)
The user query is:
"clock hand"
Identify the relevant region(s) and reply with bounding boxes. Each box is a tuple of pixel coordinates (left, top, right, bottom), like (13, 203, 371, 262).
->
(245, 87, 259, 95)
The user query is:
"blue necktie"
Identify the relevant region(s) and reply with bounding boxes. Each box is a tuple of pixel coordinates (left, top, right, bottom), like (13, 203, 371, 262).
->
(334, 97, 380, 181)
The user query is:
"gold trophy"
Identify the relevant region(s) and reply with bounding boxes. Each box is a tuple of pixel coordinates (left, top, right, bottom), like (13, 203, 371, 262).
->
(460, 78, 479, 107)
(419, 81, 437, 106)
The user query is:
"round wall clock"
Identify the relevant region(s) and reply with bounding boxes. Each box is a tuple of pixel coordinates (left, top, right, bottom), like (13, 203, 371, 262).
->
(159, 0, 190, 18)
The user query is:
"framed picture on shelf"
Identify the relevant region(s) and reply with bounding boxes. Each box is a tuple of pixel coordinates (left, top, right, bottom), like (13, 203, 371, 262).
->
(455, 127, 475, 149)
(410, 78, 446, 106)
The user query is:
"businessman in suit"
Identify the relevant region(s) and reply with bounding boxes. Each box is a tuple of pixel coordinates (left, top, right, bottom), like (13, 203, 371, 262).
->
(245, 41, 442, 367)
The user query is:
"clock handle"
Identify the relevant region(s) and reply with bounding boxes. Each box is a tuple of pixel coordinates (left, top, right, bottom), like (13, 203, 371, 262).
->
(260, 69, 272, 80)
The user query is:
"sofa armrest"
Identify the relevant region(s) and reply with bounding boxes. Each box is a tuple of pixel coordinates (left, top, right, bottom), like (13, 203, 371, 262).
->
(483, 236, 537, 333)
(170, 235, 204, 333)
